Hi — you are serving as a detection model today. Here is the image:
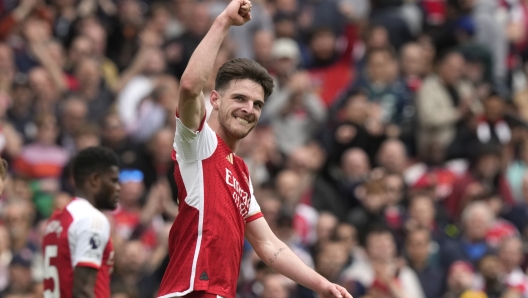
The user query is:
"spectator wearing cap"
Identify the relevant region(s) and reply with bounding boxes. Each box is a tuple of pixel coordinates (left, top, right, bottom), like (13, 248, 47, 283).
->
(263, 38, 326, 155)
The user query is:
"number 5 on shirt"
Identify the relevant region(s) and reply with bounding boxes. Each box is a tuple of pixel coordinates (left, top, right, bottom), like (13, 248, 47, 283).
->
(44, 245, 59, 298)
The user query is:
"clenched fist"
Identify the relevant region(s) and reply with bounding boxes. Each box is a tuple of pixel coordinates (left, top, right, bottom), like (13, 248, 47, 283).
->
(220, 0, 252, 26)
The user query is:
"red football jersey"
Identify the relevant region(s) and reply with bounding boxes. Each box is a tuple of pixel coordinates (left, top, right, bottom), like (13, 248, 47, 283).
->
(157, 116, 263, 298)
(42, 198, 114, 298)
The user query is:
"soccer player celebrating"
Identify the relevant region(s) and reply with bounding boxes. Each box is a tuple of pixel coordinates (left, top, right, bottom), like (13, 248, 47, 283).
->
(42, 147, 120, 298)
(157, 1, 352, 298)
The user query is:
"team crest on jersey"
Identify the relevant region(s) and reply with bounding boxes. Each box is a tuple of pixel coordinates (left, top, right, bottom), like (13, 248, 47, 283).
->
(90, 234, 101, 249)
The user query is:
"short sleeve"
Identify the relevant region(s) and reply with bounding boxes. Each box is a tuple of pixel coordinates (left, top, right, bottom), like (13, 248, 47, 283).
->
(173, 115, 217, 162)
(69, 213, 110, 269)
(245, 176, 263, 223)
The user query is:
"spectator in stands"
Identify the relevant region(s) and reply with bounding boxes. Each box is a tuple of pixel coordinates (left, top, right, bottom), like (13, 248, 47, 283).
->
(344, 225, 426, 298)
(498, 237, 528, 296)
(264, 68, 326, 155)
(0, 0, 526, 294)
(376, 139, 408, 174)
(0, 90, 22, 159)
(416, 50, 477, 156)
(73, 57, 114, 123)
(325, 91, 385, 167)
(310, 212, 338, 258)
(348, 179, 387, 237)
(477, 254, 509, 298)
(405, 228, 446, 298)
(443, 261, 483, 298)
(58, 96, 88, 154)
(400, 42, 427, 93)
(0, 253, 38, 297)
(445, 145, 514, 220)
(100, 112, 141, 169)
(441, 202, 495, 268)
(8, 75, 36, 143)
(314, 241, 350, 287)
(261, 273, 290, 298)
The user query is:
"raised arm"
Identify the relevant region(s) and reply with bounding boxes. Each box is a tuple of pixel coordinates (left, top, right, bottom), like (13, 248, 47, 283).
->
(245, 217, 352, 298)
(178, 0, 252, 131)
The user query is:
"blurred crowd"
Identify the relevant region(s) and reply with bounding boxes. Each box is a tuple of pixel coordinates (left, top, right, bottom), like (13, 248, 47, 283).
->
(1, 0, 528, 297)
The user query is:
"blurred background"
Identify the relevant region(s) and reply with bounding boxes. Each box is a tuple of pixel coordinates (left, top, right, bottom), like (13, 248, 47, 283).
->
(1, 0, 528, 297)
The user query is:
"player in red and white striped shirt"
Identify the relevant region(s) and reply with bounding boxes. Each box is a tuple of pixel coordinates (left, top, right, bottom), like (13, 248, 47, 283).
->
(157, 1, 352, 298)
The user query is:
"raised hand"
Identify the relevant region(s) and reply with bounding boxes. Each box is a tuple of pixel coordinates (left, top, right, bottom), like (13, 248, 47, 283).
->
(220, 0, 252, 26)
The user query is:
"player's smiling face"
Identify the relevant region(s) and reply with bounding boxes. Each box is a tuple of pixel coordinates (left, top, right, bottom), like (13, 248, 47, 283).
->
(214, 78, 265, 140)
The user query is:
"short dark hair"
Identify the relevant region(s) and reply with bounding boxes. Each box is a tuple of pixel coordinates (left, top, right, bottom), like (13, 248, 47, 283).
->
(215, 58, 274, 99)
(72, 147, 119, 187)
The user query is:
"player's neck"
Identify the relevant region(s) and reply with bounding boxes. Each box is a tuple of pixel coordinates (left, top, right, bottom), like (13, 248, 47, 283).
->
(208, 115, 240, 153)
(75, 190, 96, 207)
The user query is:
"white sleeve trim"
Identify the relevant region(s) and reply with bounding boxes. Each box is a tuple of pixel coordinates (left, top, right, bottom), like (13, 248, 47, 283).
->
(173, 117, 217, 162)
(246, 175, 261, 219)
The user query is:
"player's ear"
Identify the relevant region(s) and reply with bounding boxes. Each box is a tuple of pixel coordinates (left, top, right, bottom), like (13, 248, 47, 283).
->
(88, 172, 101, 190)
(210, 90, 221, 110)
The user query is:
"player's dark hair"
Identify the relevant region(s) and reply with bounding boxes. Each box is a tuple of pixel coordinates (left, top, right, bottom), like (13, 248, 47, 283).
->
(215, 58, 274, 99)
(72, 147, 119, 187)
